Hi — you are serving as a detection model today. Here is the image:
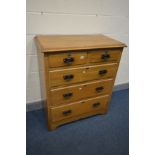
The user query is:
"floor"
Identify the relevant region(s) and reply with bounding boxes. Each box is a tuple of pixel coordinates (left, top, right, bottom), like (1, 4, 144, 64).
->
(26, 89, 129, 155)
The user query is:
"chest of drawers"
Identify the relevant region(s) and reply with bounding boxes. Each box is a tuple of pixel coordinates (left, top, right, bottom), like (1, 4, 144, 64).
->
(35, 34, 126, 131)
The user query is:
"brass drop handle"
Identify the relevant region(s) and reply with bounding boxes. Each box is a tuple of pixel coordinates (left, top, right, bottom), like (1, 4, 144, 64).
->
(96, 86, 104, 92)
(92, 102, 100, 108)
(63, 74, 74, 81)
(101, 53, 110, 60)
(63, 110, 72, 116)
(99, 70, 107, 75)
(63, 92, 73, 98)
(64, 57, 74, 64)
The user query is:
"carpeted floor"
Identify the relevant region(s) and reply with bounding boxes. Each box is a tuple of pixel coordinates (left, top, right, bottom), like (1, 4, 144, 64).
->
(26, 89, 129, 155)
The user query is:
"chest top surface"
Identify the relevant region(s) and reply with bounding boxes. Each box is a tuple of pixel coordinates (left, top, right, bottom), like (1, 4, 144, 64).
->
(35, 34, 126, 53)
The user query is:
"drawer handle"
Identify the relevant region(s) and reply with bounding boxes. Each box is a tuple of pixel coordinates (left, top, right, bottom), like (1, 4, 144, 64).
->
(92, 102, 100, 108)
(96, 86, 104, 92)
(64, 57, 74, 64)
(63, 92, 73, 99)
(99, 70, 107, 75)
(63, 74, 74, 81)
(101, 54, 110, 60)
(63, 110, 72, 116)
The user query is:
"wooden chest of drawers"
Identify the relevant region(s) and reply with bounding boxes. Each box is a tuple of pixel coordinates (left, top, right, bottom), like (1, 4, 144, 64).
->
(35, 34, 126, 131)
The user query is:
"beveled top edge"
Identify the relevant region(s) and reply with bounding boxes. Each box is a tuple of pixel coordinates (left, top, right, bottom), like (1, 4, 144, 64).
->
(35, 34, 127, 53)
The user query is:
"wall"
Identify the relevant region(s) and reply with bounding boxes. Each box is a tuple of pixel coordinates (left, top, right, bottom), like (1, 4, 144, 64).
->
(26, 0, 129, 104)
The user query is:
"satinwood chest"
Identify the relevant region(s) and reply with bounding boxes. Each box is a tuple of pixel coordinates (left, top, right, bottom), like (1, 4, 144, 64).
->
(35, 34, 126, 131)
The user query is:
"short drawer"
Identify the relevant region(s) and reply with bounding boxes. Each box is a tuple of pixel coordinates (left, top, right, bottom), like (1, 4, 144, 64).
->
(49, 63, 117, 87)
(48, 52, 87, 68)
(50, 79, 113, 106)
(88, 49, 122, 63)
(50, 95, 109, 122)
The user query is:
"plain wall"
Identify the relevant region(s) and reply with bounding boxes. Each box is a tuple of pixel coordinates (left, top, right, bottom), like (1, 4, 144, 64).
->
(26, 0, 129, 104)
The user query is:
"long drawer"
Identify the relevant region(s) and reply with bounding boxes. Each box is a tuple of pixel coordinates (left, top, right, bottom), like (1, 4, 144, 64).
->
(50, 79, 113, 106)
(49, 63, 118, 87)
(50, 95, 109, 122)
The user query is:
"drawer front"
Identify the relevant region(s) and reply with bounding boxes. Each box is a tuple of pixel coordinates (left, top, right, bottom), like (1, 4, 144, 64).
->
(88, 49, 122, 63)
(49, 63, 117, 87)
(48, 52, 87, 67)
(51, 95, 109, 122)
(50, 79, 113, 106)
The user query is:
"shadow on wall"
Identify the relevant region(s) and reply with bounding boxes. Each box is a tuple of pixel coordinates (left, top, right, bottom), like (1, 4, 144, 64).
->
(26, 37, 42, 103)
